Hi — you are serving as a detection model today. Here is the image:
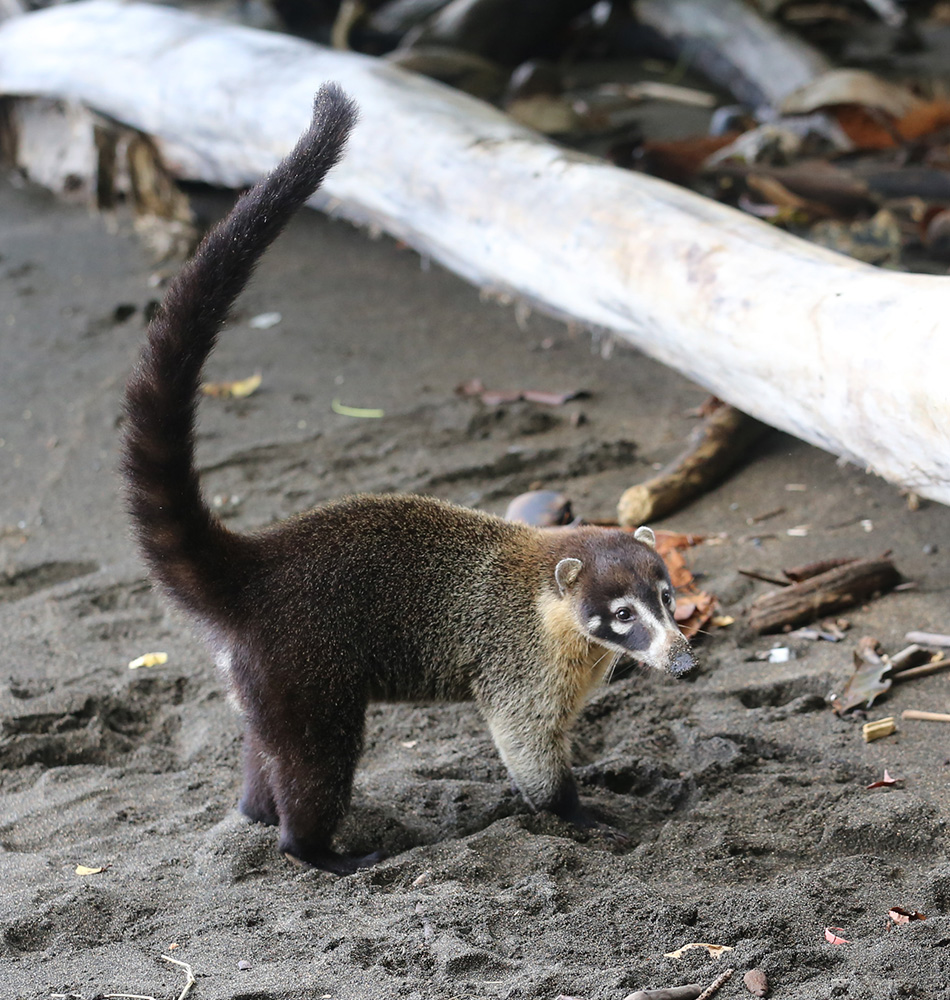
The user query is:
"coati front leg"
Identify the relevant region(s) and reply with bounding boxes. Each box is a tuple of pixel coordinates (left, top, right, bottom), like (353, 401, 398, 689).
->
(481, 700, 601, 832)
(245, 685, 381, 876)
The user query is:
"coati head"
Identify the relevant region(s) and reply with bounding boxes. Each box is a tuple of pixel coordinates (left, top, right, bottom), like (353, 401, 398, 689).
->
(554, 525, 694, 677)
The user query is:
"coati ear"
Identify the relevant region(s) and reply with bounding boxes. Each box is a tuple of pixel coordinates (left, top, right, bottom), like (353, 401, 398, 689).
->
(555, 557, 583, 595)
(634, 525, 656, 549)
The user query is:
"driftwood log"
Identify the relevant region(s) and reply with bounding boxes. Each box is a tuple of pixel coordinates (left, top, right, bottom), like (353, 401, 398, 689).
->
(747, 558, 901, 635)
(1, 1, 949, 506)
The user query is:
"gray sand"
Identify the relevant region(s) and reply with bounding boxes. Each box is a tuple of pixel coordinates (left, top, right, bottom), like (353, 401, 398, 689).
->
(1, 176, 949, 999)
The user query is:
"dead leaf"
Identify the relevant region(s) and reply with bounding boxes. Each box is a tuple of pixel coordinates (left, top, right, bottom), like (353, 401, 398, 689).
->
(824, 926, 851, 945)
(866, 769, 899, 790)
(201, 373, 262, 399)
(832, 640, 892, 715)
(888, 906, 926, 925)
(664, 942, 734, 960)
(128, 651, 168, 670)
(673, 601, 696, 623)
(781, 69, 922, 118)
(75, 864, 106, 876)
(455, 379, 588, 407)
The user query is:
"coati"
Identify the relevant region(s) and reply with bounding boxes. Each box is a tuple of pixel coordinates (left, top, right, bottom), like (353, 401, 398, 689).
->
(121, 83, 694, 875)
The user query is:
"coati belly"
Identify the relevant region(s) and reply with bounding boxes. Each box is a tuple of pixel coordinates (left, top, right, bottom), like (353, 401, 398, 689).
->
(120, 86, 694, 876)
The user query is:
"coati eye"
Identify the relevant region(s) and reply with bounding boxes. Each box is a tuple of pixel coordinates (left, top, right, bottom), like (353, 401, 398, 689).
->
(662, 587, 675, 609)
(615, 607, 633, 621)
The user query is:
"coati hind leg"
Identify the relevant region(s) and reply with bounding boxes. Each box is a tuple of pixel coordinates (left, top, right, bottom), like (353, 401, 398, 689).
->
(239, 728, 278, 827)
(249, 683, 382, 875)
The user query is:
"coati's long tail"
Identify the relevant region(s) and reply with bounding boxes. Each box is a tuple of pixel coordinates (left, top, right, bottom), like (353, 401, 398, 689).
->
(121, 84, 357, 616)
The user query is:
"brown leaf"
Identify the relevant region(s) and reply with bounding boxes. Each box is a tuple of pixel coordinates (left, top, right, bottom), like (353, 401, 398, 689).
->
(831, 638, 892, 715)
(824, 926, 851, 945)
(455, 379, 587, 407)
(888, 906, 926, 925)
(866, 769, 899, 790)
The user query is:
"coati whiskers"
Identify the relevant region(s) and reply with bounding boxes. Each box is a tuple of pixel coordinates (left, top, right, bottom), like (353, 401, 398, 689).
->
(121, 84, 694, 876)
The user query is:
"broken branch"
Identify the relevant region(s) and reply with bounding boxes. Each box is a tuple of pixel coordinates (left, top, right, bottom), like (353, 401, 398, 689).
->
(746, 558, 900, 635)
(901, 709, 950, 723)
(624, 987, 702, 1000)
(618, 402, 768, 526)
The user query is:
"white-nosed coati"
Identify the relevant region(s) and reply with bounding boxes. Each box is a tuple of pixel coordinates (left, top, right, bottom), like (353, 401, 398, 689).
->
(121, 84, 694, 875)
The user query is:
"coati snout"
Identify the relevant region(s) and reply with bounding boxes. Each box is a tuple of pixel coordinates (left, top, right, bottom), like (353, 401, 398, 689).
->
(121, 85, 694, 876)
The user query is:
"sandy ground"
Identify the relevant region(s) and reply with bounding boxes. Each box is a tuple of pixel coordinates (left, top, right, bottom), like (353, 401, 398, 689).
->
(2, 173, 949, 1000)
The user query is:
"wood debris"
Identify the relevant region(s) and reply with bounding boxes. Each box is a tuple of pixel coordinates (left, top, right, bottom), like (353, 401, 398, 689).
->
(624, 987, 702, 1000)
(618, 400, 767, 526)
(901, 710, 950, 724)
(862, 716, 896, 742)
(746, 558, 900, 635)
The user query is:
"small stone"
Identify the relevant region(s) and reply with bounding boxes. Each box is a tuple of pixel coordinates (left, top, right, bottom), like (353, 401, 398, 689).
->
(743, 967, 769, 997)
(238, 960, 252, 971)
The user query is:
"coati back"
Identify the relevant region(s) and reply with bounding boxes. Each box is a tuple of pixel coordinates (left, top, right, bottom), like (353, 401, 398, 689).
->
(122, 84, 694, 875)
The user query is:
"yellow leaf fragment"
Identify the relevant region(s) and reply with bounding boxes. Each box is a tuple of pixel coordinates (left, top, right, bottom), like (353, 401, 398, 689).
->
(711, 615, 735, 628)
(664, 942, 734, 960)
(75, 864, 105, 876)
(128, 651, 169, 670)
(201, 373, 262, 399)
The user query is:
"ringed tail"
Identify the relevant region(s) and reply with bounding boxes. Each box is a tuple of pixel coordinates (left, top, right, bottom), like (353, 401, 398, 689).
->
(120, 84, 358, 617)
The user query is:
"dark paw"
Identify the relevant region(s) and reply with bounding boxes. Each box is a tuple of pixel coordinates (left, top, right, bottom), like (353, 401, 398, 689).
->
(238, 797, 279, 827)
(581, 819, 632, 849)
(282, 847, 386, 876)
(562, 807, 632, 848)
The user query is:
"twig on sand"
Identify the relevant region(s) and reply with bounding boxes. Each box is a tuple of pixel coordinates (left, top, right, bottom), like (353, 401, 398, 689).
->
(102, 955, 196, 1000)
(161, 956, 197, 1000)
(902, 709, 950, 723)
(696, 969, 734, 1000)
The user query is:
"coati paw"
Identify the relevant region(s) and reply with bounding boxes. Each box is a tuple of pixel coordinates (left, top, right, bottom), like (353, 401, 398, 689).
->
(282, 847, 386, 876)
(580, 820, 632, 849)
(238, 798, 279, 827)
(563, 808, 632, 849)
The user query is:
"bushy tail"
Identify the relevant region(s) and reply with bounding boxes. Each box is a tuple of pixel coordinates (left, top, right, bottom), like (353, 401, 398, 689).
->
(121, 84, 357, 617)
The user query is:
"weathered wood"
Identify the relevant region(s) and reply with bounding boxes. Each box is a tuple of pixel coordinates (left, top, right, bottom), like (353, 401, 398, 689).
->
(1, 1, 949, 506)
(747, 559, 901, 635)
(636, 0, 830, 110)
(905, 630, 950, 648)
(783, 557, 857, 583)
(617, 403, 768, 526)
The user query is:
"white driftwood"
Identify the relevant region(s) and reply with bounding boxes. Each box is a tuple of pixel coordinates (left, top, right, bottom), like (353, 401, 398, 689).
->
(1, 1, 948, 505)
(636, 0, 831, 110)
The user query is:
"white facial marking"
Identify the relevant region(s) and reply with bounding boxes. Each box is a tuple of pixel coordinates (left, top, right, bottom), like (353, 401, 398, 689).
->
(587, 615, 602, 632)
(608, 597, 629, 615)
